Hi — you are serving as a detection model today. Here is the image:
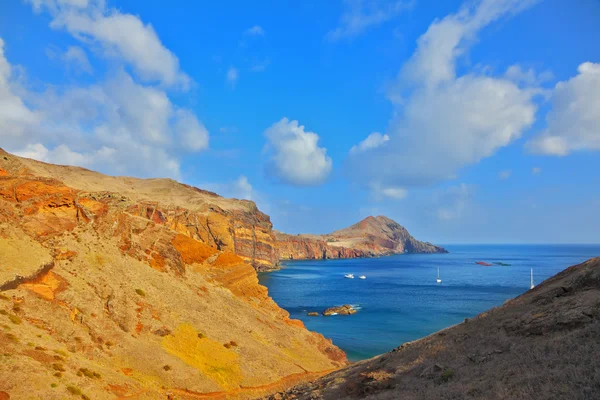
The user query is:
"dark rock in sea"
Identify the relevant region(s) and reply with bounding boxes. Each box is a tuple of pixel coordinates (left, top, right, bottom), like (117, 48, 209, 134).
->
(323, 304, 357, 316)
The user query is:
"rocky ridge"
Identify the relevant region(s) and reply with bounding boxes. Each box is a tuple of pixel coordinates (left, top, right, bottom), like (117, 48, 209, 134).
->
(0, 149, 345, 399)
(275, 216, 446, 262)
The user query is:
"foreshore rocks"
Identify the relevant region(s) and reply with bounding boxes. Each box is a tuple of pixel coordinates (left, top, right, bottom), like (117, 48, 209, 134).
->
(323, 305, 357, 316)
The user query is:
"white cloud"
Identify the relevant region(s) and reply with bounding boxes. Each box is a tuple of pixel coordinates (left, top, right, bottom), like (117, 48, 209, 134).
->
(434, 183, 474, 221)
(532, 167, 542, 175)
(349, 132, 389, 154)
(0, 39, 206, 179)
(245, 25, 265, 36)
(498, 169, 512, 180)
(263, 118, 332, 186)
(371, 183, 407, 200)
(0, 38, 40, 148)
(526, 62, 600, 156)
(226, 67, 238, 88)
(327, 0, 414, 41)
(348, 0, 540, 191)
(174, 110, 209, 152)
(505, 65, 553, 87)
(62, 45, 93, 74)
(29, 0, 189, 88)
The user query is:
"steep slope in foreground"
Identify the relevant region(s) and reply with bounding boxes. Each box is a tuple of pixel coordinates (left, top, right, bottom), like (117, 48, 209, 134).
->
(275, 216, 446, 261)
(266, 257, 600, 400)
(0, 149, 346, 399)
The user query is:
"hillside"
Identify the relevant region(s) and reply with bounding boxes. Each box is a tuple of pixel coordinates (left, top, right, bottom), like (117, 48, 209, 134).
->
(265, 257, 600, 400)
(0, 149, 346, 399)
(275, 216, 446, 261)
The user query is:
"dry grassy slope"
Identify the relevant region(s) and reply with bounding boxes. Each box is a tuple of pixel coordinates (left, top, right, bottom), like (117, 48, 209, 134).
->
(266, 257, 600, 400)
(0, 150, 346, 400)
(275, 216, 446, 261)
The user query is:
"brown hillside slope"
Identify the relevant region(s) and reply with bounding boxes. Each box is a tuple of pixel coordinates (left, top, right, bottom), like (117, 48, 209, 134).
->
(275, 216, 446, 261)
(0, 149, 346, 399)
(265, 257, 600, 400)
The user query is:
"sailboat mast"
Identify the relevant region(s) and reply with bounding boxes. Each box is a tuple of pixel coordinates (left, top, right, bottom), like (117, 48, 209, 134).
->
(530, 268, 534, 289)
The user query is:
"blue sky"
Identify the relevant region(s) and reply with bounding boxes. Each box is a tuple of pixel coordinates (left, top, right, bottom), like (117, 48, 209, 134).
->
(0, 0, 598, 243)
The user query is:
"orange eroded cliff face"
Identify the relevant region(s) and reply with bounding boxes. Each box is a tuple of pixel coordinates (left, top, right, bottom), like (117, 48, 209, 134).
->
(0, 149, 345, 399)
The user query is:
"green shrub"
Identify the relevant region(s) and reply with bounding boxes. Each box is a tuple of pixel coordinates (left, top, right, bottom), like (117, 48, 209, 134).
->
(0, 294, 9, 301)
(0, 310, 7, 315)
(54, 372, 62, 378)
(135, 289, 146, 297)
(441, 368, 455, 382)
(8, 314, 21, 324)
(163, 365, 172, 371)
(51, 383, 57, 388)
(197, 332, 205, 339)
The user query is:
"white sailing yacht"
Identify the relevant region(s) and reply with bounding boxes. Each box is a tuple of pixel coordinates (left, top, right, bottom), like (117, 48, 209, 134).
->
(530, 268, 534, 289)
(436, 267, 442, 284)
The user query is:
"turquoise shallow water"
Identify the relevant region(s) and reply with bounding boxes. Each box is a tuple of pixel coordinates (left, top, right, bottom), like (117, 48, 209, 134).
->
(258, 244, 600, 361)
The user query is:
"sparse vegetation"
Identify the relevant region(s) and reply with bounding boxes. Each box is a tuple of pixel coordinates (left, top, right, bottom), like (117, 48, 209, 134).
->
(66, 385, 82, 395)
(197, 332, 205, 339)
(0, 310, 7, 315)
(27, 342, 35, 347)
(78, 368, 101, 379)
(5, 333, 18, 342)
(163, 365, 172, 371)
(0, 294, 9, 301)
(223, 340, 238, 349)
(441, 368, 455, 383)
(51, 383, 57, 388)
(135, 288, 146, 297)
(54, 372, 62, 378)
(8, 314, 21, 324)
(52, 363, 66, 372)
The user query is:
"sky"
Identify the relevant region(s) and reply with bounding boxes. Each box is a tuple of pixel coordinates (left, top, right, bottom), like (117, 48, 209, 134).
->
(0, 0, 599, 244)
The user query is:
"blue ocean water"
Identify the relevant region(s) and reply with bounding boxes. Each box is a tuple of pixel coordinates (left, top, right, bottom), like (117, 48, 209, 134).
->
(258, 244, 600, 361)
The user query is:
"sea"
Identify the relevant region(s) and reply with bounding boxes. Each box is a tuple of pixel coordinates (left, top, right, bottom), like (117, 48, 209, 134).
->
(258, 244, 600, 362)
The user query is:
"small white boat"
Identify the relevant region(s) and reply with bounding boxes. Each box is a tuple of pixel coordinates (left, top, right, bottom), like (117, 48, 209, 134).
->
(344, 274, 355, 279)
(358, 275, 366, 279)
(436, 267, 442, 284)
(530, 268, 534, 289)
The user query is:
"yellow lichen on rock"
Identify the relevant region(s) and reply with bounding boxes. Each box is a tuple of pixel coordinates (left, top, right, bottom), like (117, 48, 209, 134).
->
(161, 323, 242, 390)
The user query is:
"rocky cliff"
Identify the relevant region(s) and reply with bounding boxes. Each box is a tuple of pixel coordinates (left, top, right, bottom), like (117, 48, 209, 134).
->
(265, 257, 600, 400)
(0, 149, 345, 399)
(275, 216, 446, 261)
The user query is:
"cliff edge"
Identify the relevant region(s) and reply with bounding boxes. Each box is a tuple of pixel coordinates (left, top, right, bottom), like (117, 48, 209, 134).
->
(275, 215, 447, 261)
(0, 149, 345, 399)
(265, 257, 600, 400)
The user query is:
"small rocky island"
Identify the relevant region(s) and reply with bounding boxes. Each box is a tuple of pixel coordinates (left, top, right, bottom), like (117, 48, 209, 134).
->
(308, 304, 358, 316)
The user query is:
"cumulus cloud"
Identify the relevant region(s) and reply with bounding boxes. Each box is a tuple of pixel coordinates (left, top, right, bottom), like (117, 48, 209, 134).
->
(0, 36, 207, 179)
(526, 62, 600, 156)
(349, 132, 389, 154)
(348, 0, 540, 191)
(263, 118, 332, 186)
(327, 0, 414, 41)
(29, 0, 189, 88)
(226, 67, 238, 88)
(0, 38, 40, 148)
